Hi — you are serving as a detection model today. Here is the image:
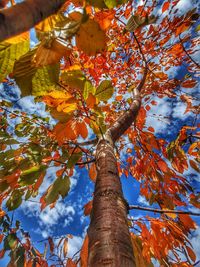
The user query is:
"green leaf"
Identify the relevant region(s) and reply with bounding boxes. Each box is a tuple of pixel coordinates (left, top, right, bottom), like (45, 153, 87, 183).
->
(13, 49, 59, 96)
(195, 24, 200, 32)
(6, 190, 23, 211)
(67, 152, 82, 168)
(19, 165, 47, 186)
(32, 63, 60, 96)
(87, 0, 107, 8)
(104, 0, 128, 8)
(0, 39, 29, 82)
(61, 70, 86, 91)
(83, 80, 96, 100)
(45, 176, 70, 205)
(95, 80, 114, 101)
(4, 233, 18, 250)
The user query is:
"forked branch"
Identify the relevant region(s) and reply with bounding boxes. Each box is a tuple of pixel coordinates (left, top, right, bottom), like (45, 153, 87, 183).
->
(108, 65, 147, 142)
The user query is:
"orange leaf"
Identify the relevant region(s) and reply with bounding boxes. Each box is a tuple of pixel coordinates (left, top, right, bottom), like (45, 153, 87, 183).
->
(0, 209, 5, 217)
(34, 173, 45, 191)
(63, 238, 68, 258)
(162, 1, 170, 13)
(115, 95, 122, 101)
(89, 163, 97, 182)
(84, 200, 93, 216)
(86, 93, 96, 109)
(179, 214, 196, 231)
(0, 234, 4, 243)
(147, 127, 154, 132)
(66, 258, 77, 267)
(80, 235, 88, 267)
(157, 160, 168, 173)
(185, 246, 196, 262)
(26, 259, 33, 267)
(182, 79, 197, 88)
(76, 121, 88, 139)
(0, 249, 5, 259)
(189, 160, 199, 172)
(5, 169, 21, 188)
(48, 237, 54, 253)
(145, 105, 151, 111)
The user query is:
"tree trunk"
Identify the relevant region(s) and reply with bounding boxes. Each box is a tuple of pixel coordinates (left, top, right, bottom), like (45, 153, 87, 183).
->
(0, 0, 66, 41)
(88, 136, 136, 267)
(87, 84, 143, 266)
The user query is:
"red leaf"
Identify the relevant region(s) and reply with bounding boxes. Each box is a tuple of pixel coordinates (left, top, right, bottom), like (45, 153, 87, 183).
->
(162, 1, 170, 13)
(84, 200, 93, 216)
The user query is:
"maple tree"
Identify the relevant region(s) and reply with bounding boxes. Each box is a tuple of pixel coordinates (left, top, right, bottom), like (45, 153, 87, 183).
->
(0, 0, 200, 266)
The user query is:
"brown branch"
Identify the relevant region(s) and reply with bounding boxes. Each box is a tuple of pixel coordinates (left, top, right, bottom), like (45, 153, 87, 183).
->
(108, 65, 147, 142)
(64, 138, 98, 147)
(179, 36, 200, 69)
(129, 205, 200, 216)
(0, 0, 66, 41)
(53, 158, 95, 166)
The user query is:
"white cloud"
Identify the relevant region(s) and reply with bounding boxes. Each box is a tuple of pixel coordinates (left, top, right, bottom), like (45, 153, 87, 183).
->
(137, 195, 150, 206)
(190, 226, 200, 262)
(172, 101, 192, 119)
(145, 96, 171, 133)
(20, 167, 80, 236)
(67, 236, 83, 258)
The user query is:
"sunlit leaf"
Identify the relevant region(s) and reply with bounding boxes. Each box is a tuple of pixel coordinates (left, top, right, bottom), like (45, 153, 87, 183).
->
(95, 80, 114, 101)
(76, 19, 107, 55)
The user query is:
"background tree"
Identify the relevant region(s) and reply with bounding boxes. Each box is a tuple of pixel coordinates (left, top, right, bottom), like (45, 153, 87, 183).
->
(0, 0, 200, 266)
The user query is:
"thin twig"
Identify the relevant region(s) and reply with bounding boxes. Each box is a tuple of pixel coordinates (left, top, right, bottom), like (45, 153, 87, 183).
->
(129, 205, 200, 216)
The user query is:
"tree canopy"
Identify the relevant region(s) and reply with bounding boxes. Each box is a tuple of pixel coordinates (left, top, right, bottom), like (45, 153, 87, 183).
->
(0, 0, 200, 266)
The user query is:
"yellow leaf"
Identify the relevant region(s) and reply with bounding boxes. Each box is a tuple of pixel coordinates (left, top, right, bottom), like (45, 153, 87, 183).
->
(48, 90, 73, 100)
(57, 102, 77, 113)
(5, 32, 29, 44)
(76, 19, 107, 55)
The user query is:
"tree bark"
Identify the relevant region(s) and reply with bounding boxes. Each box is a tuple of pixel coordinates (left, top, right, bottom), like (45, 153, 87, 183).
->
(0, 0, 66, 41)
(87, 87, 142, 266)
(88, 137, 136, 267)
(87, 63, 146, 266)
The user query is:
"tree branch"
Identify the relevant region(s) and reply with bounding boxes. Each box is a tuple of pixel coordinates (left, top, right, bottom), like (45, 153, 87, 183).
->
(64, 138, 98, 147)
(179, 35, 200, 69)
(0, 0, 66, 41)
(129, 205, 200, 216)
(108, 66, 147, 143)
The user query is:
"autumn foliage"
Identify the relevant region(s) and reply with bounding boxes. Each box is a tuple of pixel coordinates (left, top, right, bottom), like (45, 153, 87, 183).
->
(0, 0, 200, 266)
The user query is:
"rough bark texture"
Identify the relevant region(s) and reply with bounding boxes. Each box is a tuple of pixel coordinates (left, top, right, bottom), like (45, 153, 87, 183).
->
(87, 79, 143, 267)
(0, 0, 66, 41)
(109, 89, 141, 142)
(88, 138, 136, 267)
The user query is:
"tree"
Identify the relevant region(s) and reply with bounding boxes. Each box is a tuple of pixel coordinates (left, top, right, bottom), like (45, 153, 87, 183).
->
(0, 0, 199, 266)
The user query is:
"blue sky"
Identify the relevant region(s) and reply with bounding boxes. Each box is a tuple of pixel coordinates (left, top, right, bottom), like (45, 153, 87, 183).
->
(0, 0, 200, 265)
